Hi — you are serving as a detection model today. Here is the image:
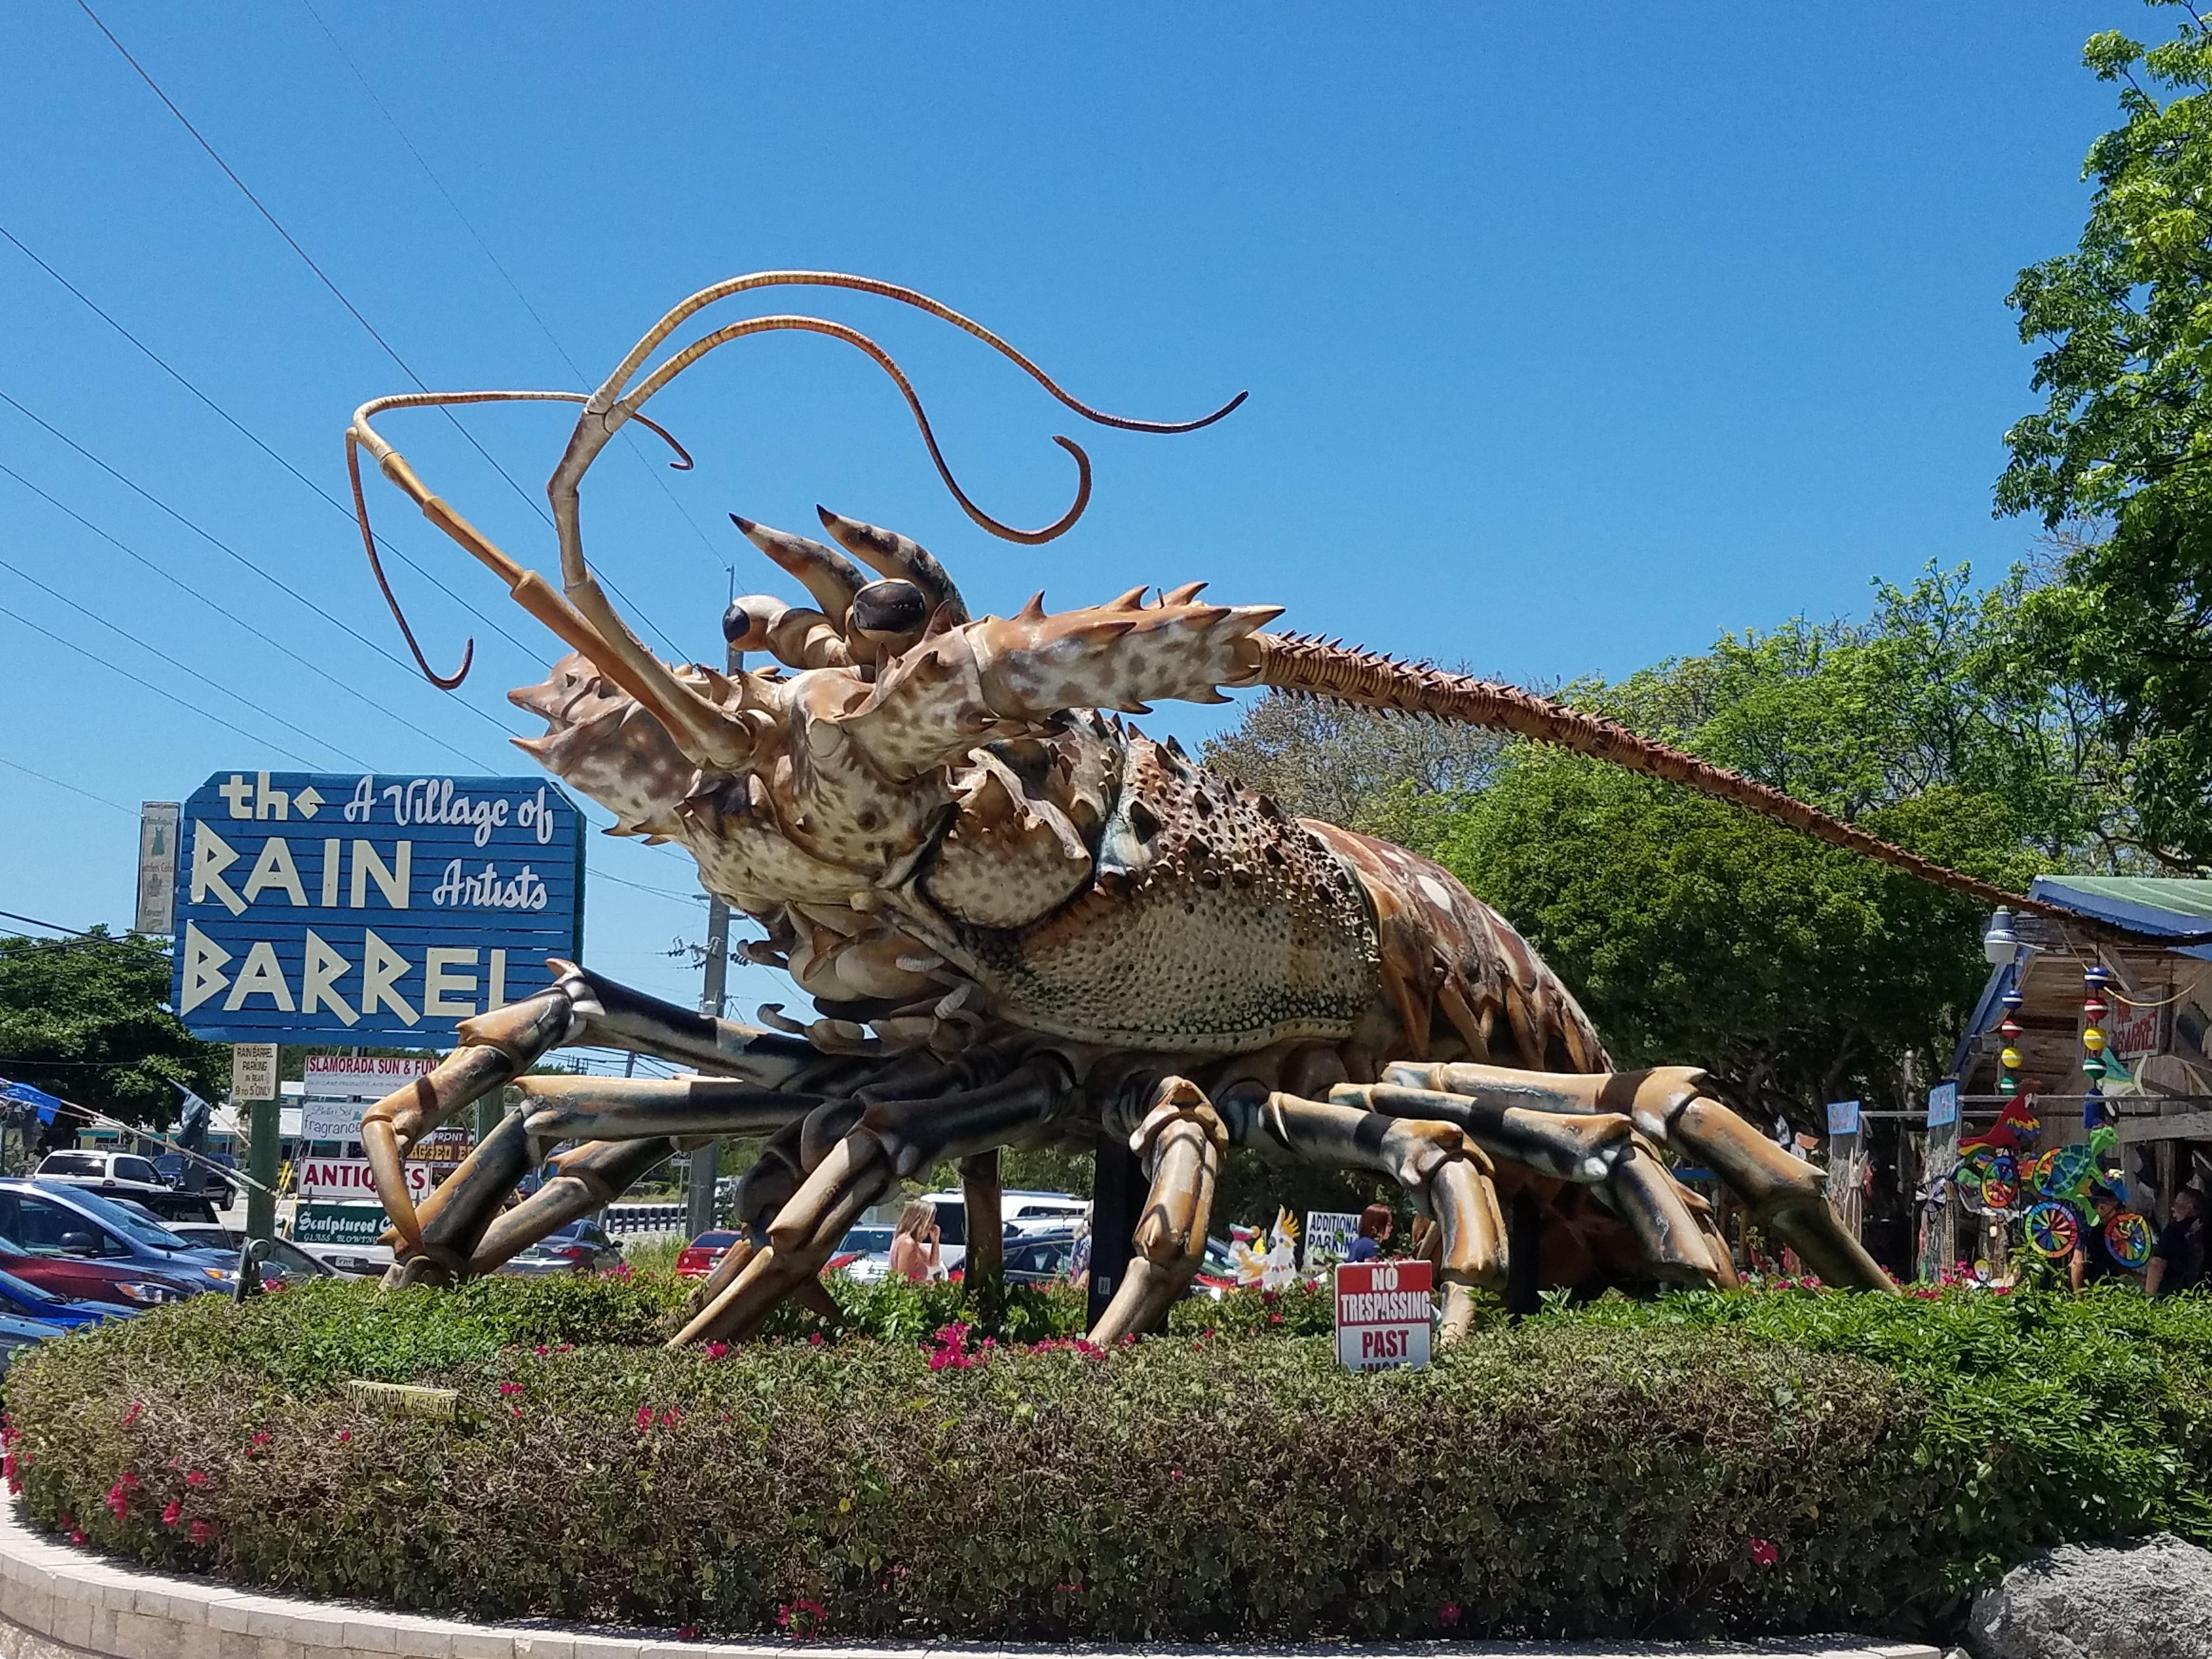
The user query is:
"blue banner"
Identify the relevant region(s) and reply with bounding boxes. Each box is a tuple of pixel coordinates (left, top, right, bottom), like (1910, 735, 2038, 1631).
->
(170, 771, 584, 1046)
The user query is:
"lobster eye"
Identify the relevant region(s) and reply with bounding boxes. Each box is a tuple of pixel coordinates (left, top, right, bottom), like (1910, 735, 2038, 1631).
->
(850, 579, 930, 637)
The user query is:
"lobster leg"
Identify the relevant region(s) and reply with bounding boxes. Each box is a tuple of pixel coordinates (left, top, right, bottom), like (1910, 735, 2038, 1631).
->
(362, 960, 825, 1248)
(1088, 1080, 1228, 1345)
(1375, 1062, 1892, 1291)
(383, 1081, 821, 1285)
(1259, 1092, 1506, 1344)
(673, 1059, 1075, 1346)
(1342, 1083, 1728, 1287)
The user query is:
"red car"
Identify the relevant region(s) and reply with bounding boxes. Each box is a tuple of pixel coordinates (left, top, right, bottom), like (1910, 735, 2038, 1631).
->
(0, 1240, 203, 1309)
(676, 1230, 740, 1278)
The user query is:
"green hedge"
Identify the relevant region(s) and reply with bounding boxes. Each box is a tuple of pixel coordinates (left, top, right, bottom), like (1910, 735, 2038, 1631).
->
(6, 1278, 2209, 1642)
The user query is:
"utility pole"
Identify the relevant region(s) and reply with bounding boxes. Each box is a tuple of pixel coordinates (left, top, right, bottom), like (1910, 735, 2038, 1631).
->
(685, 609, 746, 1241)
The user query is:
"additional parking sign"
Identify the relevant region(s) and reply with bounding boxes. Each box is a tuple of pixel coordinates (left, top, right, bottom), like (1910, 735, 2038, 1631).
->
(1334, 1259, 1433, 1371)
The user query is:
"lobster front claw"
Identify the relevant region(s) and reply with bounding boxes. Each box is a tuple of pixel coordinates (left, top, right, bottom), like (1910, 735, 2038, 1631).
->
(361, 991, 579, 1248)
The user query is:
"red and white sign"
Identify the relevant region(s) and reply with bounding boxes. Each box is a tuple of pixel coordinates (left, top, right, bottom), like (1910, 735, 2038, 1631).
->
(1334, 1259, 1433, 1371)
(2108, 1002, 2166, 1062)
(297, 1157, 431, 1202)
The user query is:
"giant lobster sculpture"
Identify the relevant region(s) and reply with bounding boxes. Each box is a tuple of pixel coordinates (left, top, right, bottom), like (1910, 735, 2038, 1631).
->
(344, 272, 2128, 1346)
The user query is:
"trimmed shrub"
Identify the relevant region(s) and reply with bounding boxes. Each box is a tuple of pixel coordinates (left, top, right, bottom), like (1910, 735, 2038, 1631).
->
(6, 1277, 2209, 1642)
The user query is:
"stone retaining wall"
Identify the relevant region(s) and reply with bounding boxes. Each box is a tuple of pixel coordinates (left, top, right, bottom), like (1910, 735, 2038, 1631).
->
(0, 1498, 1941, 1659)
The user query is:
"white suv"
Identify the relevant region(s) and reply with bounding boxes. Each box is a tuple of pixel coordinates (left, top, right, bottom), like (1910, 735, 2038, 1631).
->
(917, 1188, 1088, 1275)
(33, 1151, 172, 1203)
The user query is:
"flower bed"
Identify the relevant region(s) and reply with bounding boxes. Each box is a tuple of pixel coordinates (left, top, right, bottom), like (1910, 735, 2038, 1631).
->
(5, 1275, 2208, 1643)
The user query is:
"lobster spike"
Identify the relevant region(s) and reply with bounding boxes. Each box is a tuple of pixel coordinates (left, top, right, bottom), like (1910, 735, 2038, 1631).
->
(731, 516, 868, 630)
(1160, 581, 1209, 606)
(816, 508, 971, 627)
(1107, 585, 1148, 610)
(1018, 592, 1048, 622)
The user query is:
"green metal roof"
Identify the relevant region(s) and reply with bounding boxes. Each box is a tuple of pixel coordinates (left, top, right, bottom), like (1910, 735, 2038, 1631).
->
(2038, 876, 2212, 924)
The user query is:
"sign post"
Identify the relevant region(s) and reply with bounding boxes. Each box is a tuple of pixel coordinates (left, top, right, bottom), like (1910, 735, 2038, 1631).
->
(1920, 1082, 1960, 1283)
(1334, 1259, 1433, 1371)
(133, 802, 180, 935)
(232, 1043, 279, 1244)
(1824, 1099, 1865, 1246)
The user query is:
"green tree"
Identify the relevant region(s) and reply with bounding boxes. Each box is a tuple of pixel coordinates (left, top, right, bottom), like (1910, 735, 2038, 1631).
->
(1999, 2, 2212, 869)
(0, 930, 227, 1138)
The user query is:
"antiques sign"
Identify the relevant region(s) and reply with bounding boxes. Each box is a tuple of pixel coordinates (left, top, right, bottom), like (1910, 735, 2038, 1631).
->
(297, 1156, 432, 1203)
(169, 771, 582, 1045)
(1334, 1259, 1433, 1371)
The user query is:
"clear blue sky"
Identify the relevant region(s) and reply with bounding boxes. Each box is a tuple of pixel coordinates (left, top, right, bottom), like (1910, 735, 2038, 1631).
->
(0, 2, 2140, 1023)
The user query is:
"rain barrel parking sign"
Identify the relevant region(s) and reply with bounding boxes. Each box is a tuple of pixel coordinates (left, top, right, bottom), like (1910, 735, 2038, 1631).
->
(170, 772, 584, 1045)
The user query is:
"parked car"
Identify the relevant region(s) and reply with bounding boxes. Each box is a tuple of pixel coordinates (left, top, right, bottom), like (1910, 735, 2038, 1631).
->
(497, 1219, 623, 1276)
(1002, 1229, 1077, 1285)
(151, 1153, 239, 1207)
(163, 1223, 336, 1282)
(0, 1266, 126, 1330)
(34, 1150, 171, 1200)
(1190, 1236, 1238, 1298)
(0, 1312, 79, 1377)
(827, 1223, 895, 1282)
(676, 1230, 741, 1278)
(910, 1189, 1087, 1273)
(0, 1181, 237, 1308)
(33, 1152, 224, 1222)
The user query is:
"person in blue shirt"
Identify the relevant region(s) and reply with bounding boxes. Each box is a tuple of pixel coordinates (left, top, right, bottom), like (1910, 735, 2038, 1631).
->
(1345, 1203, 1393, 1263)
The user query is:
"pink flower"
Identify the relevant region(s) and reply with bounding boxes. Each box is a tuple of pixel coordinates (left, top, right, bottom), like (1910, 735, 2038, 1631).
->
(635, 1405, 654, 1432)
(334, 1431, 352, 1444)
(1169, 1468, 1184, 1480)
(1054, 1580, 1084, 1594)
(160, 1501, 181, 1528)
(184, 1469, 209, 1488)
(675, 1624, 699, 1642)
(509, 1404, 524, 1420)
(658, 1408, 681, 1429)
(807, 1333, 824, 1348)
(774, 1597, 828, 1634)
(1748, 1537, 1778, 1567)
(251, 1431, 272, 1445)
(103, 1472, 139, 1520)
(498, 1382, 525, 1396)
(706, 1341, 730, 1361)
(1440, 1602, 1462, 1627)
(188, 1519, 213, 1546)
(121, 1402, 143, 1428)
(68, 1529, 86, 1547)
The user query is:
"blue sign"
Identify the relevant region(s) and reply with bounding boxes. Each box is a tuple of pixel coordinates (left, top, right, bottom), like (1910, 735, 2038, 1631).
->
(1824, 1099, 1862, 1137)
(171, 772, 583, 1046)
(1926, 1081, 1959, 1130)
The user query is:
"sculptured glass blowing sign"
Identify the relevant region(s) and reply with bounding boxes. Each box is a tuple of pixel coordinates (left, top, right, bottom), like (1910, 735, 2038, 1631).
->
(169, 771, 583, 1046)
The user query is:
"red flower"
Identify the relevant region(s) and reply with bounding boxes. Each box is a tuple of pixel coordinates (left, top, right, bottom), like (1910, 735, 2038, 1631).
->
(103, 1472, 139, 1520)
(160, 1500, 181, 1528)
(658, 1408, 681, 1429)
(334, 1431, 352, 1444)
(509, 1404, 524, 1420)
(775, 1597, 828, 1634)
(532, 1344, 549, 1358)
(120, 1402, 143, 1428)
(68, 1530, 86, 1547)
(1748, 1537, 1779, 1567)
(675, 1624, 699, 1642)
(1440, 1602, 1462, 1627)
(635, 1405, 654, 1432)
(807, 1333, 824, 1348)
(188, 1519, 213, 1546)
(706, 1341, 731, 1361)
(1169, 1468, 1184, 1480)
(498, 1382, 525, 1396)
(184, 1469, 209, 1488)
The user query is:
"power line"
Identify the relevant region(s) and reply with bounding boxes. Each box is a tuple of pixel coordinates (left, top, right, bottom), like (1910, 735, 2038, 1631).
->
(73, 0, 691, 663)
(0, 601, 328, 766)
(0, 388, 524, 762)
(293, 0, 729, 584)
(0, 755, 135, 817)
(0, 221, 539, 664)
(0, 551, 370, 768)
(0, 454, 501, 771)
(0, 908, 93, 937)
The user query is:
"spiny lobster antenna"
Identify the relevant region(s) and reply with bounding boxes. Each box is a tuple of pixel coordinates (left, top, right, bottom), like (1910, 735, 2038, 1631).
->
(1244, 632, 2210, 949)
